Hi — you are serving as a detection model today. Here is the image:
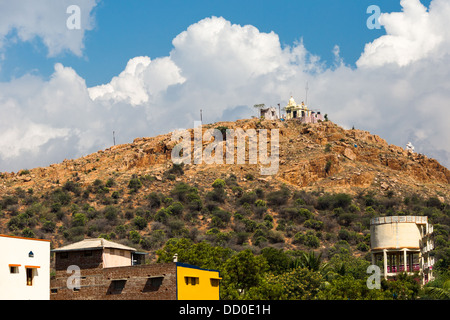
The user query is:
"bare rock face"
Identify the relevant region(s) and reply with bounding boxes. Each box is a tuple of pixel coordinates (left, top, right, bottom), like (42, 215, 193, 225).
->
(0, 119, 449, 202)
(343, 148, 357, 161)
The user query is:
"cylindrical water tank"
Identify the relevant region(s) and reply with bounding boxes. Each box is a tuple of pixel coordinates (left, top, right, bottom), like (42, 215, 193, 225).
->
(370, 216, 425, 250)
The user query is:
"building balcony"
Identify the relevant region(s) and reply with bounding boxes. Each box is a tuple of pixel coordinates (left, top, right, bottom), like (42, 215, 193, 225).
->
(386, 264, 421, 273)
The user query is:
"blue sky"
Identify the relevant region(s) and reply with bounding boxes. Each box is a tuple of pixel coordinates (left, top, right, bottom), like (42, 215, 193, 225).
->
(1, 0, 423, 87)
(0, 0, 448, 172)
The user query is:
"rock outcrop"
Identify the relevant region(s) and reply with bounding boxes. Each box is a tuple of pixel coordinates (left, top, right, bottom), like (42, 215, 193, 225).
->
(0, 119, 449, 202)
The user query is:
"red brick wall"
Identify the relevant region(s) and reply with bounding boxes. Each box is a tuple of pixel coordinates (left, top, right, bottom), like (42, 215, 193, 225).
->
(51, 263, 177, 300)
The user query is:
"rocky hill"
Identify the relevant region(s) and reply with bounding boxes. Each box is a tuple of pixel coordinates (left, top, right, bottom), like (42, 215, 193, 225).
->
(2, 119, 449, 200)
(0, 119, 449, 258)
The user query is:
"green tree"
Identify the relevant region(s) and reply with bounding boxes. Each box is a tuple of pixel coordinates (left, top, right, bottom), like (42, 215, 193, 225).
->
(246, 267, 323, 300)
(381, 272, 421, 300)
(317, 275, 390, 300)
(260, 247, 291, 275)
(156, 238, 233, 270)
(221, 249, 268, 297)
(424, 274, 450, 299)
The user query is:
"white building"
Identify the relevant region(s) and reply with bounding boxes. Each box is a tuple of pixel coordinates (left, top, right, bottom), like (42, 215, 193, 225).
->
(260, 107, 279, 120)
(0, 234, 51, 300)
(284, 96, 324, 123)
(370, 216, 434, 284)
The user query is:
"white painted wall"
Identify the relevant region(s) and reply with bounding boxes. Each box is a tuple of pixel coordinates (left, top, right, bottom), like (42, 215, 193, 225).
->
(371, 222, 422, 250)
(0, 235, 50, 300)
(102, 248, 132, 268)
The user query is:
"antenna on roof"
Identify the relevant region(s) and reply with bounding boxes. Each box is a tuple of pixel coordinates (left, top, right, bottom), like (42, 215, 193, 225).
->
(305, 82, 309, 105)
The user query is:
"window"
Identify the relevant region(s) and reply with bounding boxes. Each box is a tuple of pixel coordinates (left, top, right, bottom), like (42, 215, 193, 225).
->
(143, 276, 163, 292)
(9, 265, 19, 274)
(84, 250, 93, 257)
(210, 278, 220, 287)
(60, 252, 69, 259)
(108, 279, 126, 294)
(26, 268, 34, 286)
(185, 276, 199, 286)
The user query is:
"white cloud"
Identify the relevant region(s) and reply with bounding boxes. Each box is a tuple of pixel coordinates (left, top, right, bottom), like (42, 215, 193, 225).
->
(1, 1, 450, 173)
(357, 0, 450, 67)
(0, 0, 98, 57)
(89, 56, 186, 106)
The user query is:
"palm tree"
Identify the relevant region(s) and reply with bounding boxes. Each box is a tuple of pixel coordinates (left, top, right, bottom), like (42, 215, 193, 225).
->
(293, 251, 329, 275)
(425, 278, 450, 299)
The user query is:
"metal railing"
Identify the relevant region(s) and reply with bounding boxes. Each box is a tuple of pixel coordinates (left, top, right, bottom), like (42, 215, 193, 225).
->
(370, 216, 428, 225)
(386, 264, 421, 273)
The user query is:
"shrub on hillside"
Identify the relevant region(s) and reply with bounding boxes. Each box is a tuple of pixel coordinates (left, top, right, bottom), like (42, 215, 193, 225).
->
(128, 175, 143, 193)
(316, 193, 352, 210)
(133, 216, 147, 230)
(293, 231, 320, 248)
(266, 186, 291, 207)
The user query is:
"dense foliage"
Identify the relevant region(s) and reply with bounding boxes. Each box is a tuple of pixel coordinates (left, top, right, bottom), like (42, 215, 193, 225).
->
(0, 168, 449, 299)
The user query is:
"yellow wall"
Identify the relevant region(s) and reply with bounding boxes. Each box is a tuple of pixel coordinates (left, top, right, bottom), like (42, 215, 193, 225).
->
(176, 264, 221, 300)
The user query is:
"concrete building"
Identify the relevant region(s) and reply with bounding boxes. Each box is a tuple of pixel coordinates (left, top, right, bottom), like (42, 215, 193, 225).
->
(0, 234, 51, 300)
(51, 238, 147, 270)
(370, 216, 434, 284)
(50, 238, 221, 300)
(260, 107, 278, 120)
(284, 96, 324, 123)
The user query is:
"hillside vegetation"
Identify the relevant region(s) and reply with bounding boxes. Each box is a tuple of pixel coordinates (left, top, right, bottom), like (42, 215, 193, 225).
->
(0, 119, 449, 299)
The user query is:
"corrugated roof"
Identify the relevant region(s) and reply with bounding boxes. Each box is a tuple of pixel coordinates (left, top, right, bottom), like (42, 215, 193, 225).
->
(52, 238, 137, 252)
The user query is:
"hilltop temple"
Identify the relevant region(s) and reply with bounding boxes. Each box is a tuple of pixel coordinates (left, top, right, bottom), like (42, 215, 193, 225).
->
(284, 96, 324, 124)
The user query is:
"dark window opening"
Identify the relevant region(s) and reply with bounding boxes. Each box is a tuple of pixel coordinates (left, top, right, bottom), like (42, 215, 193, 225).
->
(142, 276, 164, 292)
(108, 280, 126, 295)
(10, 266, 19, 274)
(185, 277, 199, 286)
(210, 278, 220, 287)
(84, 250, 93, 257)
(26, 268, 34, 286)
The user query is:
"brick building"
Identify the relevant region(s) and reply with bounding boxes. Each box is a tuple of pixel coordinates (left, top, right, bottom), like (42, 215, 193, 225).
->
(50, 238, 221, 300)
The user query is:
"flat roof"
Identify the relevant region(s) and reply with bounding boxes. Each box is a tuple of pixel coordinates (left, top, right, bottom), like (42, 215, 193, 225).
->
(0, 234, 51, 242)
